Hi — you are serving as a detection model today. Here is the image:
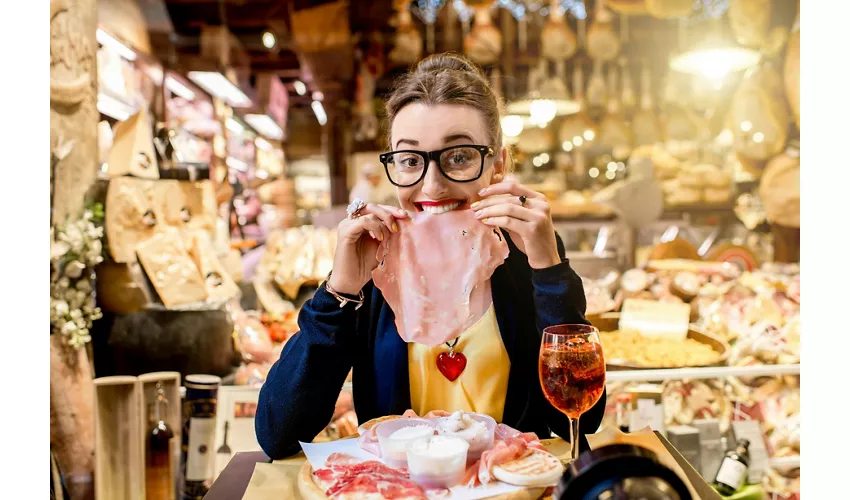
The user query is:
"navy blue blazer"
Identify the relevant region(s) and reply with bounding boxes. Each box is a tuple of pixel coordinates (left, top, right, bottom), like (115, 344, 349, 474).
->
(255, 232, 607, 459)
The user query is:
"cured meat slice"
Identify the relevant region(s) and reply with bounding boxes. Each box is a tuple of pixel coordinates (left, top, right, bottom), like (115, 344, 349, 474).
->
(466, 435, 549, 486)
(372, 210, 509, 346)
(313, 456, 427, 500)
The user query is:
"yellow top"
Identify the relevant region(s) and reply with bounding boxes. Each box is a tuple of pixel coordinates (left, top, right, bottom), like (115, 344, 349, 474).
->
(408, 304, 511, 422)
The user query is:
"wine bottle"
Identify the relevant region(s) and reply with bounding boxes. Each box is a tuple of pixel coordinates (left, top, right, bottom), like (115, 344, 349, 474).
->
(146, 382, 174, 500)
(713, 438, 751, 495)
(214, 422, 233, 479)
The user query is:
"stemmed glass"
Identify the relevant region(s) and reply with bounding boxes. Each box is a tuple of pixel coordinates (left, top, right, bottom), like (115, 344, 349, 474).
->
(538, 324, 606, 463)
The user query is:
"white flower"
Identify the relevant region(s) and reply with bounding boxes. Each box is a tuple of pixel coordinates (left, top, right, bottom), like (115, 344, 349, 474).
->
(83, 210, 93, 220)
(69, 309, 82, 320)
(76, 279, 92, 293)
(65, 260, 85, 279)
(75, 317, 86, 329)
(61, 321, 77, 334)
(54, 300, 69, 316)
(56, 277, 71, 290)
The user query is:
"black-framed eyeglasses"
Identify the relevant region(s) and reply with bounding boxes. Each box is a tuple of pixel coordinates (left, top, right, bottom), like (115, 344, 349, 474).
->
(378, 144, 495, 187)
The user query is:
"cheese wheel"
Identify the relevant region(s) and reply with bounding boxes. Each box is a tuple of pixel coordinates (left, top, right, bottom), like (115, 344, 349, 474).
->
(135, 229, 208, 308)
(729, 0, 772, 49)
(105, 177, 162, 263)
(759, 151, 800, 228)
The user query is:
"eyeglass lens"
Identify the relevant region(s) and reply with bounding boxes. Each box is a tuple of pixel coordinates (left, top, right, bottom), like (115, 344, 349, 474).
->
(386, 146, 484, 186)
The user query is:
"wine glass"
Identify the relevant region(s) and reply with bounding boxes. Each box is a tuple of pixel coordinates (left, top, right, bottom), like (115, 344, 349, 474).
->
(539, 324, 606, 463)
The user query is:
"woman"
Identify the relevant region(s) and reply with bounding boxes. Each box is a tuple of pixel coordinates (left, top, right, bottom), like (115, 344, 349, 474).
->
(256, 53, 606, 459)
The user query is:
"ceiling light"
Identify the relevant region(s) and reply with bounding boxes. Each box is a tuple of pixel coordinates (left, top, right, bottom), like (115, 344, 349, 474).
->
(753, 132, 765, 143)
(501, 115, 524, 138)
(573, 136, 584, 147)
(312, 100, 328, 126)
(562, 141, 573, 152)
(244, 114, 283, 140)
(293, 80, 307, 96)
(255, 137, 273, 151)
(507, 73, 580, 125)
(312, 91, 324, 101)
(583, 129, 595, 141)
(740, 121, 753, 132)
(226, 118, 245, 135)
(262, 31, 276, 50)
(226, 156, 249, 172)
(670, 47, 760, 79)
(540, 153, 550, 163)
(96, 29, 137, 61)
(589, 167, 600, 178)
(165, 76, 195, 101)
(97, 92, 135, 121)
(605, 170, 616, 180)
(607, 162, 617, 171)
(188, 71, 252, 108)
(533, 156, 543, 167)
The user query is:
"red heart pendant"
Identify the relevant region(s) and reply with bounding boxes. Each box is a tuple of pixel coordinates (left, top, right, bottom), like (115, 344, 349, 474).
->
(436, 351, 467, 382)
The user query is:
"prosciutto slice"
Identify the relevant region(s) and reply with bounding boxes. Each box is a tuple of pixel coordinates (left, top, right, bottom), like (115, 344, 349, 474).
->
(372, 210, 509, 346)
(313, 454, 427, 499)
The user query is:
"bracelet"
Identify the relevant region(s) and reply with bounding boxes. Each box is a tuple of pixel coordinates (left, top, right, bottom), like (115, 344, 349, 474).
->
(323, 271, 364, 310)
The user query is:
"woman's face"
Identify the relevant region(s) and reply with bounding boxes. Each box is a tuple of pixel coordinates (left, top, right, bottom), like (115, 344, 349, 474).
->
(389, 103, 506, 214)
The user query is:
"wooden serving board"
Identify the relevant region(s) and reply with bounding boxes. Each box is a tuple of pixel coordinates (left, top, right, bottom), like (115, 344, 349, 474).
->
(295, 438, 571, 500)
(296, 461, 547, 500)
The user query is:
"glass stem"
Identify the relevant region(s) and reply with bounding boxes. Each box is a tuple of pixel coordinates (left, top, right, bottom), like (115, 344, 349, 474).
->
(569, 416, 581, 462)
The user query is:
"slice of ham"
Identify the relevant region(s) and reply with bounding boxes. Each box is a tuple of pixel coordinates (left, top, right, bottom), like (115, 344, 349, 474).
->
(463, 430, 548, 487)
(372, 210, 509, 346)
(313, 454, 427, 499)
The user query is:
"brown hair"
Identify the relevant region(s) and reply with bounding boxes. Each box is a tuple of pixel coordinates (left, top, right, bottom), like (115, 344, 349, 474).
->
(385, 53, 503, 150)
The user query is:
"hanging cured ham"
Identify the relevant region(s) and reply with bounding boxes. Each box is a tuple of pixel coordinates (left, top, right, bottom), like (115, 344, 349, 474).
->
(389, 8, 423, 66)
(759, 144, 800, 228)
(598, 65, 633, 159)
(586, 60, 607, 110)
(587, 0, 621, 62)
(784, 14, 800, 128)
(632, 60, 662, 146)
(728, 0, 772, 49)
(730, 63, 790, 169)
(645, 0, 693, 19)
(464, 7, 503, 66)
(559, 65, 597, 150)
(540, 0, 577, 62)
(372, 210, 509, 346)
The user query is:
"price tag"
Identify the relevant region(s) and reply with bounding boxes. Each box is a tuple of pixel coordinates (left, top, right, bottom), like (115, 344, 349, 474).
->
(619, 299, 690, 340)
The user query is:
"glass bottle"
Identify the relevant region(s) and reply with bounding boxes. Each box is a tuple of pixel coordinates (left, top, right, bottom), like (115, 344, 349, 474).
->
(713, 438, 751, 495)
(146, 382, 174, 500)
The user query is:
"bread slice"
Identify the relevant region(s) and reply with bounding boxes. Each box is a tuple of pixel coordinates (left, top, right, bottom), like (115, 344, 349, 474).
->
(357, 415, 401, 436)
(492, 449, 565, 488)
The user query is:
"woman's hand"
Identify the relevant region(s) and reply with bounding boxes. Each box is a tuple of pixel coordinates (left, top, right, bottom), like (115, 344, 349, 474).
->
(328, 203, 408, 295)
(471, 181, 561, 269)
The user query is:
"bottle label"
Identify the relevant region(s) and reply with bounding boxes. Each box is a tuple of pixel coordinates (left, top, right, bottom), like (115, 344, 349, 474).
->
(715, 457, 747, 491)
(186, 417, 216, 481)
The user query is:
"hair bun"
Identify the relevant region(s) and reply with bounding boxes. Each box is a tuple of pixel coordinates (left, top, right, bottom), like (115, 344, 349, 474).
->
(414, 53, 483, 78)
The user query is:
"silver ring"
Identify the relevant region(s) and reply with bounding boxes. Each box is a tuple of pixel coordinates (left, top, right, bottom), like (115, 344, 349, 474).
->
(347, 198, 366, 219)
